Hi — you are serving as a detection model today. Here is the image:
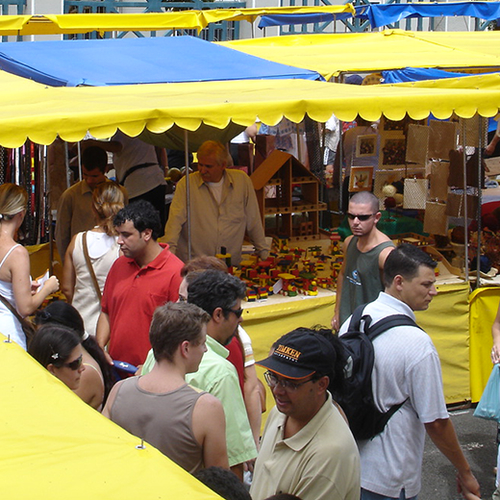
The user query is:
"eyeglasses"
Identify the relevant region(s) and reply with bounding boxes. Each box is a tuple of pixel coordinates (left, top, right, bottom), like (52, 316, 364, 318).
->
(224, 307, 244, 319)
(346, 213, 377, 221)
(62, 354, 83, 371)
(264, 371, 315, 392)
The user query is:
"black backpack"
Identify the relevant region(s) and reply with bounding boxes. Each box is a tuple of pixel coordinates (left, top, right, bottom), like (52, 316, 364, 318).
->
(334, 304, 421, 441)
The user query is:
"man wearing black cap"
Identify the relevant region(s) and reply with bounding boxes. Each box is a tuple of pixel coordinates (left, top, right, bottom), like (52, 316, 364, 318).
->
(250, 329, 360, 500)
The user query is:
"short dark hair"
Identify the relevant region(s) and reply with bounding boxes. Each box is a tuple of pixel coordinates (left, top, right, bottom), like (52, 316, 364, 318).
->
(193, 467, 252, 500)
(349, 191, 379, 213)
(82, 146, 108, 173)
(149, 302, 210, 362)
(383, 243, 437, 288)
(113, 199, 162, 240)
(188, 270, 246, 318)
(28, 324, 81, 369)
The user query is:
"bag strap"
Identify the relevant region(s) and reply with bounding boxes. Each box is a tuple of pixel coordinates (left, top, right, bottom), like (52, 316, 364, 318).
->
(119, 162, 156, 185)
(347, 304, 373, 333)
(0, 292, 23, 323)
(367, 315, 422, 341)
(82, 232, 102, 302)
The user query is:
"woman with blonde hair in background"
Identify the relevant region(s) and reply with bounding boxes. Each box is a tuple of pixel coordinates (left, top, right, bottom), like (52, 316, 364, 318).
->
(0, 183, 59, 349)
(62, 182, 126, 336)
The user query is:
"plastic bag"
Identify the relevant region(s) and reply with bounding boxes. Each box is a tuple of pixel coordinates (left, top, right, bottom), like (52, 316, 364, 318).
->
(474, 364, 500, 422)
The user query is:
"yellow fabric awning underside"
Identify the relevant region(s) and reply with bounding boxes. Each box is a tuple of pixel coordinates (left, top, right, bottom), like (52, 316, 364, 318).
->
(1, 70, 500, 148)
(0, 6, 354, 36)
(0, 335, 221, 499)
(222, 29, 500, 80)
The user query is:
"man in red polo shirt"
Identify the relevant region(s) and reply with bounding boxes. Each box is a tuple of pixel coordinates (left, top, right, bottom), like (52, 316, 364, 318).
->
(96, 200, 183, 366)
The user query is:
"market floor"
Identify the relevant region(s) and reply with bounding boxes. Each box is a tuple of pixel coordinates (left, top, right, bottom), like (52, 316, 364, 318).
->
(421, 407, 497, 500)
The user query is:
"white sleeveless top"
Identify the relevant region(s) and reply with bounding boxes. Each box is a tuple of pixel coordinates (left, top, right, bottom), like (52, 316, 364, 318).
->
(71, 231, 119, 336)
(0, 244, 25, 349)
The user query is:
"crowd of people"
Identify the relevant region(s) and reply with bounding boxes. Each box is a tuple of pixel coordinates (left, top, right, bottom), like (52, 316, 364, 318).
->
(0, 136, 492, 500)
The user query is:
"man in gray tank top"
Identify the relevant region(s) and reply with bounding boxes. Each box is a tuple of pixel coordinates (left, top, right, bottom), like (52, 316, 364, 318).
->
(102, 302, 229, 474)
(332, 191, 395, 330)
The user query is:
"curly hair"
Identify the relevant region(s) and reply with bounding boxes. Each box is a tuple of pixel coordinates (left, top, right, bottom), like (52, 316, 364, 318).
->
(92, 182, 126, 236)
(113, 199, 162, 240)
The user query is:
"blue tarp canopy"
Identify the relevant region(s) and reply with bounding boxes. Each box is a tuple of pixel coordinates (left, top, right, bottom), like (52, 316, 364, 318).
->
(382, 67, 498, 131)
(356, 2, 500, 28)
(258, 11, 353, 28)
(382, 67, 474, 84)
(0, 35, 322, 87)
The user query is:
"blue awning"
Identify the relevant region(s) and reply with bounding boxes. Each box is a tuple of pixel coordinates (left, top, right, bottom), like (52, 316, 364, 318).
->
(258, 11, 353, 28)
(356, 2, 500, 29)
(0, 35, 322, 87)
(382, 67, 473, 84)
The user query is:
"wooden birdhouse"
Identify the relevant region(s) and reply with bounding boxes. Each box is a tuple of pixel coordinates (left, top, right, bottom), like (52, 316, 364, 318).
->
(251, 150, 326, 242)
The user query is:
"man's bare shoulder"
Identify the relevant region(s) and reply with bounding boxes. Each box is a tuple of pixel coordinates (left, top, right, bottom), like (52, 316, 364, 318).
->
(373, 228, 393, 244)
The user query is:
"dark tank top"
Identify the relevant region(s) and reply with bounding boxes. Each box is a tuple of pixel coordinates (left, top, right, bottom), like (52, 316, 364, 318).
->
(339, 238, 395, 325)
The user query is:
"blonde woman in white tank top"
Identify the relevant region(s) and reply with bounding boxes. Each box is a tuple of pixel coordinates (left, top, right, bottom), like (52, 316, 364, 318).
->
(0, 183, 59, 349)
(62, 182, 125, 336)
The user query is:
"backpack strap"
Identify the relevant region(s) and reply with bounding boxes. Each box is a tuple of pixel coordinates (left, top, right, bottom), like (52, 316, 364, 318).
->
(367, 315, 422, 341)
(347, 304, 373, 333)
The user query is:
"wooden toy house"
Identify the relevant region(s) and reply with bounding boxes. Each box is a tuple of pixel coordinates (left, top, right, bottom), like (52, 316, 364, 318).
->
(251, 150, 326, 242)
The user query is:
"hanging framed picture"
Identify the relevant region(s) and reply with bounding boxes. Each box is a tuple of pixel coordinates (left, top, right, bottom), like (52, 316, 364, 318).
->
(349, 166, 374, 192)
(356, 134, 378, 158)
(379, 137, 407, 169)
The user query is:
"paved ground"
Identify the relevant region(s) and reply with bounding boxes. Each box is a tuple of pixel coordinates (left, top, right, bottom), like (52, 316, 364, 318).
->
(420, 408, 497, 500)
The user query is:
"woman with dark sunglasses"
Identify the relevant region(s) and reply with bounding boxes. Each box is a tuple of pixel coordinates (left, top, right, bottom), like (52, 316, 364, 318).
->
(35, 301, 114, 411)
(28, 324, 85, 392)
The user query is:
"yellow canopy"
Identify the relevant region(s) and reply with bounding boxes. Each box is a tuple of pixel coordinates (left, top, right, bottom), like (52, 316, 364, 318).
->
(1, 70, 500, 148)
(0, 335, 220, 499)
(0, 7, 354, 36)
(222, 29, 500, 80)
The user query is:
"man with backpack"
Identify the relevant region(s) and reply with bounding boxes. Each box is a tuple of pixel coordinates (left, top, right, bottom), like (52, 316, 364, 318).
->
(339, 244, 480, 500)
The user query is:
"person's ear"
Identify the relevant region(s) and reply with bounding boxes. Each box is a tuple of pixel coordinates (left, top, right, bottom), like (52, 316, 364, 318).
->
(212, 307, 224, 324)
(47, 363, 56, 375)
(317, 376, 329, 392)
(394, 274, 404, 290)
(142, 228, 153, 242)
(179, 340, 190, 358)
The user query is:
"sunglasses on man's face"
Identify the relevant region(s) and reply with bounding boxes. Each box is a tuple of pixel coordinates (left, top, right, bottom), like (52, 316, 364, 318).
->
(346, 213, 376, 222)
(224, 307, 244, 319)
(62, 354, 83, 371)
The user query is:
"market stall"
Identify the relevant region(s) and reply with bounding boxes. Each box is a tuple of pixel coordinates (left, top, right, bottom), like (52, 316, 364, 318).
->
(0, 27, 499, 404)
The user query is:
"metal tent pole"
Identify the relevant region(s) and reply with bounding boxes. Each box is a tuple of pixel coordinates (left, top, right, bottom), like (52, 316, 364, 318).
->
(184, 129, 192, 261)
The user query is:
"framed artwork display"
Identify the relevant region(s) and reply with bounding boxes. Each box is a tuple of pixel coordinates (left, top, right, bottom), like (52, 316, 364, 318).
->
(349, 166, 374, 192)
(356, 134, 377, 158)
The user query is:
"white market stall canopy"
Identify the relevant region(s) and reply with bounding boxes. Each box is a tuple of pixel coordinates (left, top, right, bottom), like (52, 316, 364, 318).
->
(221, 29, 500, 80)
(1, 70, 500, 148)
